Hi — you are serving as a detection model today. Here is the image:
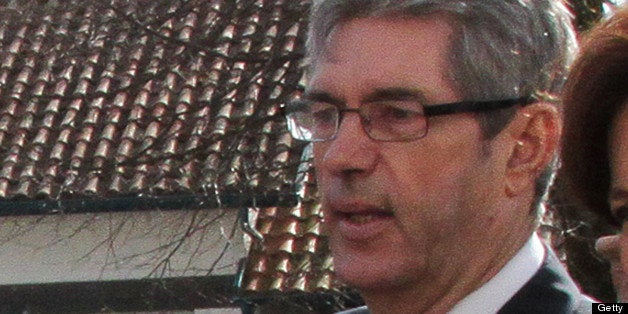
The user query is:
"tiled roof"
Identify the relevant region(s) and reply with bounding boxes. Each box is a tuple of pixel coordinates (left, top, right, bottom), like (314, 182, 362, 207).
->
(238, 149, 337, 293)
(0, 0, 341, 297)
(0, 0, 307, 208)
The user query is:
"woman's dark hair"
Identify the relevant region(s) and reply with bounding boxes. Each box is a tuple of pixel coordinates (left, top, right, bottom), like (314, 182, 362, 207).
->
(558, 6, 628, 226)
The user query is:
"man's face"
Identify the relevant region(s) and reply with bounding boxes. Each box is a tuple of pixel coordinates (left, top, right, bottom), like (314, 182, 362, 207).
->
(309, 17, 513, 293)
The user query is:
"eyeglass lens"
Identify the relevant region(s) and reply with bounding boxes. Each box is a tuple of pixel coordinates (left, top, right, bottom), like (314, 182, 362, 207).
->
(287, 100, 428, 142)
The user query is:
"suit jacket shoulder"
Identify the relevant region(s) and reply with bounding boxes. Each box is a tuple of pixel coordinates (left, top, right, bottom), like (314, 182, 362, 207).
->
(498, 248, 595, 314)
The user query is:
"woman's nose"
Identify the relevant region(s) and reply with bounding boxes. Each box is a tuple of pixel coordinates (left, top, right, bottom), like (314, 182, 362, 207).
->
(596, 234, 621, 261)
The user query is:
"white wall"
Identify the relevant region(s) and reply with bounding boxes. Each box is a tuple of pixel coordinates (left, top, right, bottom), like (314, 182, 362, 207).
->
(0, 208, 246, 284)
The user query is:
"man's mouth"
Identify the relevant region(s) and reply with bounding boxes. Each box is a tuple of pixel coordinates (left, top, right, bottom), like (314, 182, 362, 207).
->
(328, 205, 395, 241)
(337, 210, 394, 224)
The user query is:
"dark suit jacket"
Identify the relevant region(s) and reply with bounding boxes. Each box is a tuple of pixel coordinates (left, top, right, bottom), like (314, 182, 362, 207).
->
(338, 249, 594, 314)
(497, 248, 594, 314)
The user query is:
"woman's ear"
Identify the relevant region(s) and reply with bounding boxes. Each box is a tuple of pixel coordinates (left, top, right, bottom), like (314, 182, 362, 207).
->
(505, 103, 561, 196)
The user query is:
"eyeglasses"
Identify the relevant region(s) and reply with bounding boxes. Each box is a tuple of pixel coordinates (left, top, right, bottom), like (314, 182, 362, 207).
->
(284, 97, 533, 142)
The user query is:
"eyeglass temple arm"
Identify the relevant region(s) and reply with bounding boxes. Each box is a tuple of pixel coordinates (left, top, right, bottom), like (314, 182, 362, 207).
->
(424, 97, 535, 116)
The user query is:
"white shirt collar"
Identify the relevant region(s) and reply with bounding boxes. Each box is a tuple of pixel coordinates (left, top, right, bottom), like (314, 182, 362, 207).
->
(448, 234, 546, 314)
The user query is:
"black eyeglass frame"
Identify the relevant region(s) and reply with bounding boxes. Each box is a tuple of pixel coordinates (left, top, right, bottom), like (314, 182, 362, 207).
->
(284, 96, 535, 142)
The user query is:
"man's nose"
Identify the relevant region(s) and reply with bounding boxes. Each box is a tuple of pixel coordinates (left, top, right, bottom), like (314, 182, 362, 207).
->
(317, 112, 379, 177)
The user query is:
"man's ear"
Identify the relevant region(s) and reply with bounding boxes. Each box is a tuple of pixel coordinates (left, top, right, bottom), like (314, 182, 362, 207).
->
(505, 103, 561, 197)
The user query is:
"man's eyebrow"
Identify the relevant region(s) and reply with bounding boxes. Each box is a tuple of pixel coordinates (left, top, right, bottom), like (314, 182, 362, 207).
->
(301, 90, 345, 106)
(363, 87, 427, 103)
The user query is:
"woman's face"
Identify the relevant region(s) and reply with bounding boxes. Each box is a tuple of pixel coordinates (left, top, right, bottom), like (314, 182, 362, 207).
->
(600, 99, 628, 301)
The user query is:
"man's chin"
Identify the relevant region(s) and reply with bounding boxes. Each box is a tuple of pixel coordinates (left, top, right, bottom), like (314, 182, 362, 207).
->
(330, 233, 421, 291)
(337, 271, 390, 292)
(333, 254, 411, 292)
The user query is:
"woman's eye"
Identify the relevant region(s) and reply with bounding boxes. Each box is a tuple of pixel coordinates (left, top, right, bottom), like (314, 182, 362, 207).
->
(615, 206, 628, 222)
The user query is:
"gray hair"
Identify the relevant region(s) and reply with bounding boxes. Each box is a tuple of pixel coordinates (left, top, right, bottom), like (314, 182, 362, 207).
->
(305, 0, 578, 214)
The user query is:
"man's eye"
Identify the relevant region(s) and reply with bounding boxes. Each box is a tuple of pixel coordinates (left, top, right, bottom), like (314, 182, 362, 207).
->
(375, 105, 419, 121)
(312, 108, 336, 124)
